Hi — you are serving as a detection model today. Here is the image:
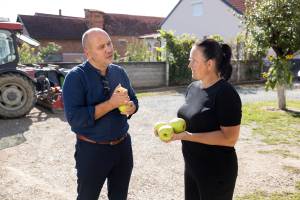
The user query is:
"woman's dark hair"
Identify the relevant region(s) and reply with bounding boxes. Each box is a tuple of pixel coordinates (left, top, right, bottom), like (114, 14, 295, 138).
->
(195, 39, 232, 81)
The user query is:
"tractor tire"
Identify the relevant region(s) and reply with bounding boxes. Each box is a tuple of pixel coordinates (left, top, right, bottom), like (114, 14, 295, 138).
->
(0, 73, 36, 118)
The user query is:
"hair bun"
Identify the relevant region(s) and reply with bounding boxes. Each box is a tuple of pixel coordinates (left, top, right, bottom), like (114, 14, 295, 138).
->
(221, 43, 232, 63)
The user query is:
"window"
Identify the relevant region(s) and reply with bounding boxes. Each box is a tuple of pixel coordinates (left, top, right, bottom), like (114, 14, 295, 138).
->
(192, 0, 203, 16)
(0, 30, 17, 65)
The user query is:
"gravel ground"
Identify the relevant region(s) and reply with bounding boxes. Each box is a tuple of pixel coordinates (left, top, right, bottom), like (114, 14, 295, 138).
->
(0, 84, 299, 200)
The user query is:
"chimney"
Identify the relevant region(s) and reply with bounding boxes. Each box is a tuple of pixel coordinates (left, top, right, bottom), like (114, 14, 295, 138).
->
(84, 9, 105, 29)
(59, 9, 62, 16)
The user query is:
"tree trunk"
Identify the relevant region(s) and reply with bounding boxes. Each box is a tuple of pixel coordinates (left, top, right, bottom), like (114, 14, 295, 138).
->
(276, 84, 286, 110)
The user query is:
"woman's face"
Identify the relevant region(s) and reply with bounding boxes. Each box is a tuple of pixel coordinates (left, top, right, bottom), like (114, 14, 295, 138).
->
(188, 46, 210, 80)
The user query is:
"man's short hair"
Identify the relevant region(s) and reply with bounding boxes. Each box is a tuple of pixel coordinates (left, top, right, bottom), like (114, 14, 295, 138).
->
(82, 28, 106, 49)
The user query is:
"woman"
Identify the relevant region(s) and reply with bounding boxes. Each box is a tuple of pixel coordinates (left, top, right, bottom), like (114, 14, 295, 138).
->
(169, 39, 242, 200)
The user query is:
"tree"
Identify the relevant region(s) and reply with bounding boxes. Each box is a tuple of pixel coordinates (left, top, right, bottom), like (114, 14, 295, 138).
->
(18, 43, 42, 64)
(243, 0, 300, 109)
(18, 42, 62, 64)
(208, 34, 224, 43)
(38, 42, 61, 62)
(159, 30, 196, 85)
(124, 40, 152, 62)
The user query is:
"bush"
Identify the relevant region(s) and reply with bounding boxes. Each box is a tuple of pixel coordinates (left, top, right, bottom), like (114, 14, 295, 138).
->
(159, 30, 196, 85)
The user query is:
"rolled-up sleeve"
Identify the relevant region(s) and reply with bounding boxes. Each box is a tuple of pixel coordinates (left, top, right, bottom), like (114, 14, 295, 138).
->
(62, 69, 95, 129)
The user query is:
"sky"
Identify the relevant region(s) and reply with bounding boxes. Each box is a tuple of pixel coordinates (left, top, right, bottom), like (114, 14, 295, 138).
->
(1, 0, 180, 22)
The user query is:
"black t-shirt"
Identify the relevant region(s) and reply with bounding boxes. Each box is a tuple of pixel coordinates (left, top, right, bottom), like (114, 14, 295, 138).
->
(177, 79, 242, 134)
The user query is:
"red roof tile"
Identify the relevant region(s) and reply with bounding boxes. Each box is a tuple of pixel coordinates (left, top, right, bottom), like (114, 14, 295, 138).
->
(17, 12, 163, 40)
(104, 13, 163, 36)
(17, 14, 88, 40)
(222, 0, 245, 14)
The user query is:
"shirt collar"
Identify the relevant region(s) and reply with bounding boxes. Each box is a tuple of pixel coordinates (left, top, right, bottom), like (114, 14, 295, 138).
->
(84, 61, 111, 77)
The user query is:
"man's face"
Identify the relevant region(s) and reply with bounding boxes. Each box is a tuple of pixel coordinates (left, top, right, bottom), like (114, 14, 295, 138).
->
(84, 31, 114, 68)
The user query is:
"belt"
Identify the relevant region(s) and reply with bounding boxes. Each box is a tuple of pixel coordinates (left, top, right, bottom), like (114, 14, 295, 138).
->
(77, 133, 128, 145)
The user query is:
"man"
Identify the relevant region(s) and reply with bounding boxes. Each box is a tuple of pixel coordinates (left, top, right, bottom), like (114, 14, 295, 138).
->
(63, 28, 138, 200)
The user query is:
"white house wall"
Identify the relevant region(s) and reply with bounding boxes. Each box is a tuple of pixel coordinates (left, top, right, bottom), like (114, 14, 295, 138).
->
(161, 0, 243, 41)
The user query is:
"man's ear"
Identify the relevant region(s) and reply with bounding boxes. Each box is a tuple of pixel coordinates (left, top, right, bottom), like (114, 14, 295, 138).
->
(83, 48, 89, 59)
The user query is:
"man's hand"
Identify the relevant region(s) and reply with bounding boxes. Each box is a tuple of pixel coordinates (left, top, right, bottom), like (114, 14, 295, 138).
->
(119, 101, 136, 116)
(108, 85, 130, 109)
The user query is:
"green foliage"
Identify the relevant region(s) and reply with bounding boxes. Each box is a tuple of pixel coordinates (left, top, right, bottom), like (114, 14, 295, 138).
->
(18, 42, 61, 64)
(262, 56, 293, 90)
(155, 46, 164, 62)
(38, 42, 61, 61)
(124, 40, 152, 62)
(18, 43, 41, 64)
(229, 32, 265, 60)
(113, 51, 121, 62)
(207, 34, 224, 43)
(159, 30, 196, 85)
(243, 0, 300, 89)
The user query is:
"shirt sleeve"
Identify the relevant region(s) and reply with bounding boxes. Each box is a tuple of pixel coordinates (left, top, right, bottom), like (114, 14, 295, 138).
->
(215, 85, 242, 126)
(62, 69, 95, 129)
(122, 68, 139, 119)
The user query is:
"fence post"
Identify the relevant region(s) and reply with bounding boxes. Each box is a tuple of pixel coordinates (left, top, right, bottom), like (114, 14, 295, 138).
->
(237, 60, 241, 82)
(166, 61, 169, 86)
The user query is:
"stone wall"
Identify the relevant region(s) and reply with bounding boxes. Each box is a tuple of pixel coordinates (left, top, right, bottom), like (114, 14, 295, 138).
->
(230, 60, 264, 83)
(50, 60, 274, 89)
(51, 61, 168, 89)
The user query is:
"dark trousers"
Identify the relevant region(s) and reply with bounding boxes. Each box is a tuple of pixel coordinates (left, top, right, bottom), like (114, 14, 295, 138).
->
(75, 134, 133, 200)
(182, 142, 238, 200)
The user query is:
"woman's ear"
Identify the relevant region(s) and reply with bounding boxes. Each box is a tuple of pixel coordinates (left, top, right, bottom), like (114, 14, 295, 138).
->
(207, 59, 215, 72)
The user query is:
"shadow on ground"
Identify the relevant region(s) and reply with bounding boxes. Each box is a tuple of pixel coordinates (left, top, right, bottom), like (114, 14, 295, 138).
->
(285, 108, 300, 118)
(0, 106, 66, 150)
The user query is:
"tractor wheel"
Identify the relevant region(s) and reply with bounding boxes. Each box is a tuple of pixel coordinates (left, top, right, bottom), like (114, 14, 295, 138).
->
(0, 73, 36, 118)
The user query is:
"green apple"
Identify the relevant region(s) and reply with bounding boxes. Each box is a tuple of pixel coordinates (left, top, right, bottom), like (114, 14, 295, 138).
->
(118, 104, 128, 112)
(154, 122, 168, 137)
(158, 125, 174, 142)
(169, 118, 186, 133)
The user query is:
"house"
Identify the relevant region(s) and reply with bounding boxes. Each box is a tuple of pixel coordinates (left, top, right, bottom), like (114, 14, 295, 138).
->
(17, 9, 163, 62)
(160, 0, 245, 41)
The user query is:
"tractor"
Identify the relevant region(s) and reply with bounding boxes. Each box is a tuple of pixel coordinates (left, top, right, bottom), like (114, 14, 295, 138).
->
(0, 21, 65, 118)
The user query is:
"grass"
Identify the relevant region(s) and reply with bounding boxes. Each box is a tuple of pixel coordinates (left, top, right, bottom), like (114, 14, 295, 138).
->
(283, 166, 300, 174)
(136, 90, 171, 98)
(242, 100, 300, 145)
(136, 92, 157, 98)
(235, 191, 300, 200)
(258, 149, 300, 159)
(235, 182, 300, 200)
(238, 100, 300, 199)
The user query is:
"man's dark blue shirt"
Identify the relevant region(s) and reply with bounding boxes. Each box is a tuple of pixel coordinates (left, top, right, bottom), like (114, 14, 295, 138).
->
(62, 61, 139, 142)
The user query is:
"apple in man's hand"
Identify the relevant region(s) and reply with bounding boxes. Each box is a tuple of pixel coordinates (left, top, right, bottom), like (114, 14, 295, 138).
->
(116, 84, 129, 112)
(118, 104, 128, 112)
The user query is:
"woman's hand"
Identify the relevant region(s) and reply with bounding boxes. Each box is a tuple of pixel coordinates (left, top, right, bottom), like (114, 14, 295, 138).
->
(167, 131, 189, 142)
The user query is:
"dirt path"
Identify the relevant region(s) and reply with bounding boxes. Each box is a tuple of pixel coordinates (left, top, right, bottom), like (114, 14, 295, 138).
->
(0, 87, 299, 199)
